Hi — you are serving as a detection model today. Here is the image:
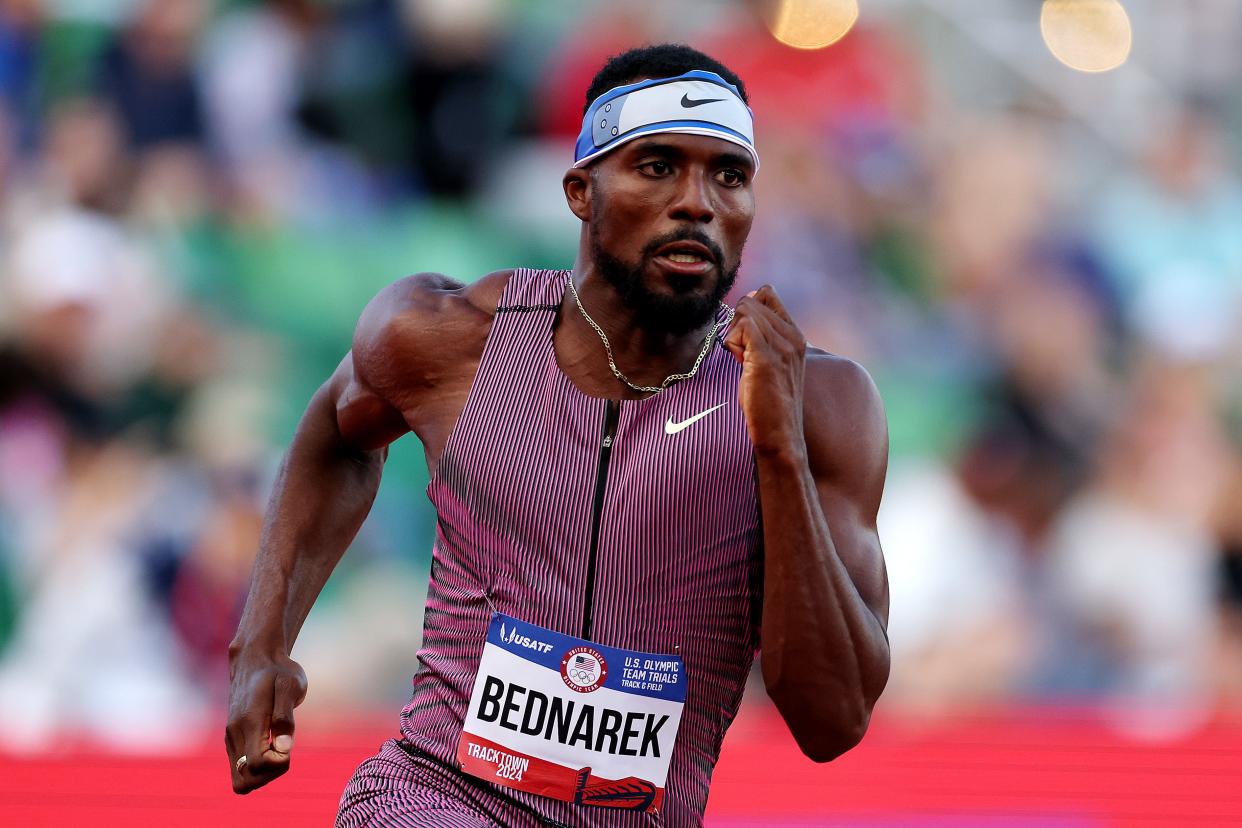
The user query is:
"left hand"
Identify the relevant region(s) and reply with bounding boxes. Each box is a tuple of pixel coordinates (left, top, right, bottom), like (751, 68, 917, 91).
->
(723, 285, 807, 457)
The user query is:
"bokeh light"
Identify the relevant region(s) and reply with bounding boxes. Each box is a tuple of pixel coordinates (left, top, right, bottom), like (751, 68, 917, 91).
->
(768, 0, 859, 50)
(1040, 0, 1133, 73)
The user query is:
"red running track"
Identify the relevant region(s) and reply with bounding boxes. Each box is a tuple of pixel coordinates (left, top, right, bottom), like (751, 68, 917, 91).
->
(2, 703, 1240, 826)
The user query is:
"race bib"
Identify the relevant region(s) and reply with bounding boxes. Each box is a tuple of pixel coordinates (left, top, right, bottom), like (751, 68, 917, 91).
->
(456, 613, 685, 812)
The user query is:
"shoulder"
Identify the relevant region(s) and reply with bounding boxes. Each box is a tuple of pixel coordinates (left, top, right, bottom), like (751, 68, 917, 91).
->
(353, 269, 515, 397)
(802, 349, 888, 499)
(355, 269, 512, 346)
(803, 349, 885, 427)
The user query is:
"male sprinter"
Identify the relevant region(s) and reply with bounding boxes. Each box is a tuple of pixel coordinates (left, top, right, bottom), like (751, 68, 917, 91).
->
(226, 44, 890, 827)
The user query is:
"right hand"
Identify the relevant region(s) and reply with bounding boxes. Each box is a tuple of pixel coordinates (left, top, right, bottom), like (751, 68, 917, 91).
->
(225, 644, 308, 794)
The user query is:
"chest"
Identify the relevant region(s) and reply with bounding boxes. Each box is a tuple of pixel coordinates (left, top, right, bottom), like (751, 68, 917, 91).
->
(437, 367, 753, 538)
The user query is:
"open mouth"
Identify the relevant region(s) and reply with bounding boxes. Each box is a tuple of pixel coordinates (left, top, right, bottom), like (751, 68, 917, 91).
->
(651, 240, 718, 275)
(655, 240, 716, 262)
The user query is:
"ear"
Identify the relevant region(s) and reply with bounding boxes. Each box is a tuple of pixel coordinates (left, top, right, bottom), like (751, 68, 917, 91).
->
(563, 167, 592, 222)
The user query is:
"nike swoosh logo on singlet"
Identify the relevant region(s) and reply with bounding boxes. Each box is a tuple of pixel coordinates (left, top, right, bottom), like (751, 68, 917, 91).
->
(665, 403, 728, 435)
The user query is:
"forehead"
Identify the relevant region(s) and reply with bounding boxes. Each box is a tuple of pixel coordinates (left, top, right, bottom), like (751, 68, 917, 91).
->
(601, 132, 756, 168)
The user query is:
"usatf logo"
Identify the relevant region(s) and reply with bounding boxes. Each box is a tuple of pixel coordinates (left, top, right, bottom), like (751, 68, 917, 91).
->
(499, 622, 554, 654)
(560, 646, 607, 693)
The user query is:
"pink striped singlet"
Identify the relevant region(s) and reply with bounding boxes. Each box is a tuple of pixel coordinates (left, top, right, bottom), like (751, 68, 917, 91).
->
(338, 268, 762, 827)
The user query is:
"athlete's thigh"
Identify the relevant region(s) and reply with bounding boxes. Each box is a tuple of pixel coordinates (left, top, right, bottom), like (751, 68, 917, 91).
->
(336, 739, 498, 828)
(345, 796, 496, 828)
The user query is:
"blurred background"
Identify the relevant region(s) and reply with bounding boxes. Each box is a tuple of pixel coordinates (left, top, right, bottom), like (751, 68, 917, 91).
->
(1, 0, 1241, 824)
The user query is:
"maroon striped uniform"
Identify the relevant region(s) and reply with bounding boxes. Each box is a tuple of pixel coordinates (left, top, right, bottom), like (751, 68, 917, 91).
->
(338, 268, 762, 827)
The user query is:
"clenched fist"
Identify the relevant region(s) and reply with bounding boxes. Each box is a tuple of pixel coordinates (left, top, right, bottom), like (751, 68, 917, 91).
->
(225, 645, 308, 794)
(723, 285, 807, 458)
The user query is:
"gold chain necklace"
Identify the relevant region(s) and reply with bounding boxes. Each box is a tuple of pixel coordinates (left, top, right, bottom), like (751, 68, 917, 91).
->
(565, 274, 734, 395)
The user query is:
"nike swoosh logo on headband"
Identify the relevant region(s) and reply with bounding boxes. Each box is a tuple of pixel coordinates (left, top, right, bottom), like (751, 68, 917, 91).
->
(680, 94, 725, 108)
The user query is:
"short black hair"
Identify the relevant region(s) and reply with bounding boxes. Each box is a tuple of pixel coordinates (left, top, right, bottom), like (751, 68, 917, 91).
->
(582, 43, 749, 114)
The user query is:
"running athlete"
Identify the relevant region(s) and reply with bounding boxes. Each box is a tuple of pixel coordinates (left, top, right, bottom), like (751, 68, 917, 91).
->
(226, 44, 890, 827)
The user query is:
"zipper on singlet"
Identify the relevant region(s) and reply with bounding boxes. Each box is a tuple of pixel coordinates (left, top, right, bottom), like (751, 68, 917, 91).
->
(581, 398, 619, 640)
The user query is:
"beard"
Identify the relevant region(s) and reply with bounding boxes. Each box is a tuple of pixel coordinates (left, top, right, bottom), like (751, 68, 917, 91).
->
(589, 226, 741, 337)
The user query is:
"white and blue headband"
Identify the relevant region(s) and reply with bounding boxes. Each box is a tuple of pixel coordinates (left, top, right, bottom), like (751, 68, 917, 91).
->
(573, 69, 759, 173)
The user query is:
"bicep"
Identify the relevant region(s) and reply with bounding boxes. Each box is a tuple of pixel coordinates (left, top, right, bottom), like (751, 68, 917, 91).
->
(330, 353, 411, 453)
(806, 356, 891, 626)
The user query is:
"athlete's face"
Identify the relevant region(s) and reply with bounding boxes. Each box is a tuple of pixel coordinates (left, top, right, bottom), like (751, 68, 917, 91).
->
(565, 133, 756, 336)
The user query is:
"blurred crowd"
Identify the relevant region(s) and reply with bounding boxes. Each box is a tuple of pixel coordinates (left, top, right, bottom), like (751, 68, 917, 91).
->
(1, 0, 1241, 754)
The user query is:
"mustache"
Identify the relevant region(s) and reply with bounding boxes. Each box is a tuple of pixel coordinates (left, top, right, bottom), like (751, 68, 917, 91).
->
(642, 229, 724, 266)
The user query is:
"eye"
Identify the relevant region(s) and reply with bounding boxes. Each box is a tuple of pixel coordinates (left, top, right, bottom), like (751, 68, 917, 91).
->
(639, 160, 673, 177)
(716, 168, 748, 187)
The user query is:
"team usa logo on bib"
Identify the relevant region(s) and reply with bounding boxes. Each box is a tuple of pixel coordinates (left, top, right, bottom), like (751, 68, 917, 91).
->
(457, 613, 686, 812)
(561, 646, 606, 693)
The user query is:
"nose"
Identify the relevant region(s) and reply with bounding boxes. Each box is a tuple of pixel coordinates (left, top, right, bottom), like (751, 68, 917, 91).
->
(667, 168, 715, 224)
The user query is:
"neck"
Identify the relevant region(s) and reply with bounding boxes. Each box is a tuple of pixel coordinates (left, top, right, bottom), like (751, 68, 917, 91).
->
(553, 251, 722, 399)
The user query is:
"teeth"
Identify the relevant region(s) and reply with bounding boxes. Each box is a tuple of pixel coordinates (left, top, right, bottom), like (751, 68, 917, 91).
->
(667, 253, 703, 263)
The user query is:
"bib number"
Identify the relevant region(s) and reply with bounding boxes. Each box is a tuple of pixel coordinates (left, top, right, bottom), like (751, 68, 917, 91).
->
(456, 613, 686, 812)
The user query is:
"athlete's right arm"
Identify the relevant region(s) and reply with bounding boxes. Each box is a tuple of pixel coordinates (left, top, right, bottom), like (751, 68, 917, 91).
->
(225, 273, 462, 794)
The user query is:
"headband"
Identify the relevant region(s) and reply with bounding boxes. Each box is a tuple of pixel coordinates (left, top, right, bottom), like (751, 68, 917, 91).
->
(573, 69, 759, 173)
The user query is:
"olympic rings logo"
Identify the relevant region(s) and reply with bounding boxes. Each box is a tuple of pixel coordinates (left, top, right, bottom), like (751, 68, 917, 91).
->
(560, 646, 607, 693)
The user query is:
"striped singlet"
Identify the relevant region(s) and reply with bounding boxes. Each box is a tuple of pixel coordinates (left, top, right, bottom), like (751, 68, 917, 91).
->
(339, 268, 762, 827)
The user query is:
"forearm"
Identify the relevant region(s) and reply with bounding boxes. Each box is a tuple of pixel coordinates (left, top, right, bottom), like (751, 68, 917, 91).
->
(757, 445, 890, 758)
(231, 382, 386, 656)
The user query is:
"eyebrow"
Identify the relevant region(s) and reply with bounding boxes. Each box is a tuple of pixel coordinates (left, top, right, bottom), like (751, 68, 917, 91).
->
(629, 140, 683, 159)
(716, 150, 755, 173)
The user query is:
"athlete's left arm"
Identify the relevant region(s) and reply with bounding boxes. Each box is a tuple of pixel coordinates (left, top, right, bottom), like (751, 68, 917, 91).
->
(723, 285, 891, 763)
